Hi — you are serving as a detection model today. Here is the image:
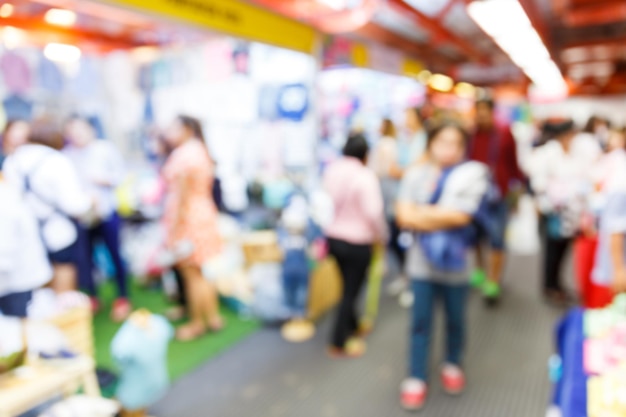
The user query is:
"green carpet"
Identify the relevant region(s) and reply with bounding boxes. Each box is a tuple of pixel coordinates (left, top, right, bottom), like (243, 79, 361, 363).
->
(93, 281, 259, 383)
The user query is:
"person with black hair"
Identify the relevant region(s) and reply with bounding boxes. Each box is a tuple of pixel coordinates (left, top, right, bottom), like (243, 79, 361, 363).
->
(64, 116, 129, 321)
(468, 98, 525, 305)
(162, 115, 223, 341)
(528, 119, 602, 305)
(396, 120, 489, 410)
(323, 132, 386, 358)
(583, 115, 611, 149)
(0, 119, 29, 170)
(3, 118, 92, 294)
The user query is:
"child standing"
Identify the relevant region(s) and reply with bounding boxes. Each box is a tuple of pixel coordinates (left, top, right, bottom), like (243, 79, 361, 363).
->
(396, 121, 489, 410)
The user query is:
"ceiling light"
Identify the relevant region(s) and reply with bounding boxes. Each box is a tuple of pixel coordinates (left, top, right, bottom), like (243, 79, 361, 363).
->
(44, 8, 77, 27)
(467, 0, 531, 37)
(454, 82, 476, 98)
(317, 0, 346, 10)
(467, 0, 566, 93)
(417, 70, 432, 84)
(44, 43, 81, 62)
(429, 73, 454, 92)
(0, 3, 14, 18)
(2, 26, 26, 49)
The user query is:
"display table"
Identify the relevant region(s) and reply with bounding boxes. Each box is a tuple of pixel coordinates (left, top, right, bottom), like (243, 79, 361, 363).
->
(0, 357, 100, 417)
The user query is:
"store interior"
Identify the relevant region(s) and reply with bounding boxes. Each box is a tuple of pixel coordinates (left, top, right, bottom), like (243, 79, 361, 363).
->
(1, 0, 626, 416)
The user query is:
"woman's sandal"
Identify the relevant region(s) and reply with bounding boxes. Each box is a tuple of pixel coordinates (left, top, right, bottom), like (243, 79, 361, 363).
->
(175, 323, 208, 342)
(208, 316, 225, 333)
(327, 338, 367, 359)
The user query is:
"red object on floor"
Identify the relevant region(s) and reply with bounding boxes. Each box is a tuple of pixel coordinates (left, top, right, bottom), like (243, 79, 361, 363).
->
(575, 236, 614, 309)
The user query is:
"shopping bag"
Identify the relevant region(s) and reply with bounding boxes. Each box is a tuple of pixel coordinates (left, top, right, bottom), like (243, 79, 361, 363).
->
(307, 257, 342, 321)
(506, 195, 540, 256)
(364, 244, 386, 324)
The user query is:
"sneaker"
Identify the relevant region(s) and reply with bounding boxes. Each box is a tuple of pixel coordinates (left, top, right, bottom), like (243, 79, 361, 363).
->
(441, 364, 465, 395)
(483, 281, 501, 306)
(111, 298, 132, 323)
(399, 290, 414, 308)
(400, 378, 427, 411)
(470, 269, 487, 288)
(387, 277, 407, 297)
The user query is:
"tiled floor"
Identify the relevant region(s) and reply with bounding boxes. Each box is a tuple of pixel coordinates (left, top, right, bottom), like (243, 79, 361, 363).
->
(155, 253, 565, 417)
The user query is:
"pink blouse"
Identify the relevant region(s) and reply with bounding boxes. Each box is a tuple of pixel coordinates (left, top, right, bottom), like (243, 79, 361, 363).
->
(323, 157, 387, 245)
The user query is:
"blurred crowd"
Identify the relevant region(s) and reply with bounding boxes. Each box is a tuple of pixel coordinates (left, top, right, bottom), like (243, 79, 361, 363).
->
(1, 99, 626, 412)
(0, 115, 223, 343)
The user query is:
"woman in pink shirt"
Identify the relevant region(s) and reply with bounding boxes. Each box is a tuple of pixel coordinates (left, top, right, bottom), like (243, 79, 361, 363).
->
(324, 133, 386, 357)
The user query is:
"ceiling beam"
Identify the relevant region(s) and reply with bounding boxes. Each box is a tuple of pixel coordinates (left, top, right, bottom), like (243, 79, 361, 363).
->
(435, 0, 459, 20)
(0, 15, 147, 49)
(564, 2, 626, 27)
(555, 21, 626, 48)
(386, 0, 487, 63)
(355, 22, 457, 70)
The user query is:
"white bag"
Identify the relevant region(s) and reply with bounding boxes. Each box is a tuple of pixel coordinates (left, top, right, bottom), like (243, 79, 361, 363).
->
(38, 396, 120, 417)
(506, 195, 540, 256)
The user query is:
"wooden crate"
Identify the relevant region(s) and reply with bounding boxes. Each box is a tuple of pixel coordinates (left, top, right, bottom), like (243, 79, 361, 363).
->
(47, 307, 94, 358)
(241, 231, 283, 265)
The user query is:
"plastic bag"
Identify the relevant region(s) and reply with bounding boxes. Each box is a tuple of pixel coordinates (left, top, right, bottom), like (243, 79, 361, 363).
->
(248, 263, 291, 322)
(38, 395, 120, 417)
(507, 195, 540, 256)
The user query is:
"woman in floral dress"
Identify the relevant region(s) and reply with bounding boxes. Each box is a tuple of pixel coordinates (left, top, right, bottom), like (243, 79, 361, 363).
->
(163, 115, 223, 341)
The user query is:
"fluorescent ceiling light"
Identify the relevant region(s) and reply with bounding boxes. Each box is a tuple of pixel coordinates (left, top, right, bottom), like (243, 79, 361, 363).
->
(317, 0, 346, 10)
(2, 26, 26, 49)
(0, 3, 14, 18)
(467, 0, 531, 37)
(467, 0, 566, 92)
(44, 43, 81, 62)
(45, 8, 77, 27)
(454, 82, 476, 98)
(429, 73, 454, 92)
(417, 70, 432, 84)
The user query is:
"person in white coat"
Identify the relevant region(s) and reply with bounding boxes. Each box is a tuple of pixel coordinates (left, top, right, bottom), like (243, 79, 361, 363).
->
(0, 176, 52, 317)
(3, 118, 92, 294)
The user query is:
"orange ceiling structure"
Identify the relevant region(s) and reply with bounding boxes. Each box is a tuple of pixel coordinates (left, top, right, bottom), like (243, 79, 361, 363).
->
(1, 0, 625, 95)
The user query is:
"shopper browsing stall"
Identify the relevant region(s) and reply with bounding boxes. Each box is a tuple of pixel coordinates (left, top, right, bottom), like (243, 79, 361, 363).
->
(396, 121, 488, 411)
(64, 116, 130, 321)
(323, 133, 387, 358)
(467, 98, 525, 304)
(388, 109, 428, 308)
(3, 118, 92, 293)
(592, 129, 626, 296)
(0, 175, 52, 317)
(0, 119, 30, 171)
(528, 119, 602, 305)
(370, 119, 406, 291)
(162, 115, 223, 341)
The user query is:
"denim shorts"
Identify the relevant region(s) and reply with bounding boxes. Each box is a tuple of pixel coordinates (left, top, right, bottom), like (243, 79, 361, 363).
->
(0, 291, 33, 317)
(476, 200, 509, 251)
(48, 239, 80, 264)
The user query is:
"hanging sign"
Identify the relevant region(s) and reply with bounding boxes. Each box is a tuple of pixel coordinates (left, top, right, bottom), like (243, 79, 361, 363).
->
(100, 0, 317, 53)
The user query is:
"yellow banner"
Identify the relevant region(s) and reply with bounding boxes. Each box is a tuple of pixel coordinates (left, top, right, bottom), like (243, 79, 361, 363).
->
(102, 0, 317, 53)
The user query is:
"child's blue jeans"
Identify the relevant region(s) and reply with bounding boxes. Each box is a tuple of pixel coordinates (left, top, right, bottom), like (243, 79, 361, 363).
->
(409, 280, 468, 380)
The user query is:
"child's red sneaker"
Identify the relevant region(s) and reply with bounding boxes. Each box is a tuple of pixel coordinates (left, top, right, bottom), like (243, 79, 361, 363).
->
(441, 364, 466, 395)
(400, 379, 427, 411)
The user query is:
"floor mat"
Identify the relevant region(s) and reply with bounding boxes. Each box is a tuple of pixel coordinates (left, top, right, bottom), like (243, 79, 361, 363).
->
(93, 281, 260, 384)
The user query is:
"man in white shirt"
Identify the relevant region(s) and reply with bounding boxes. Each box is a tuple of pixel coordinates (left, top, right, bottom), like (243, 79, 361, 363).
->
(0, 177, 52, 317)
(3, 118, 91, 294)
(64, 116, 130, 321)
